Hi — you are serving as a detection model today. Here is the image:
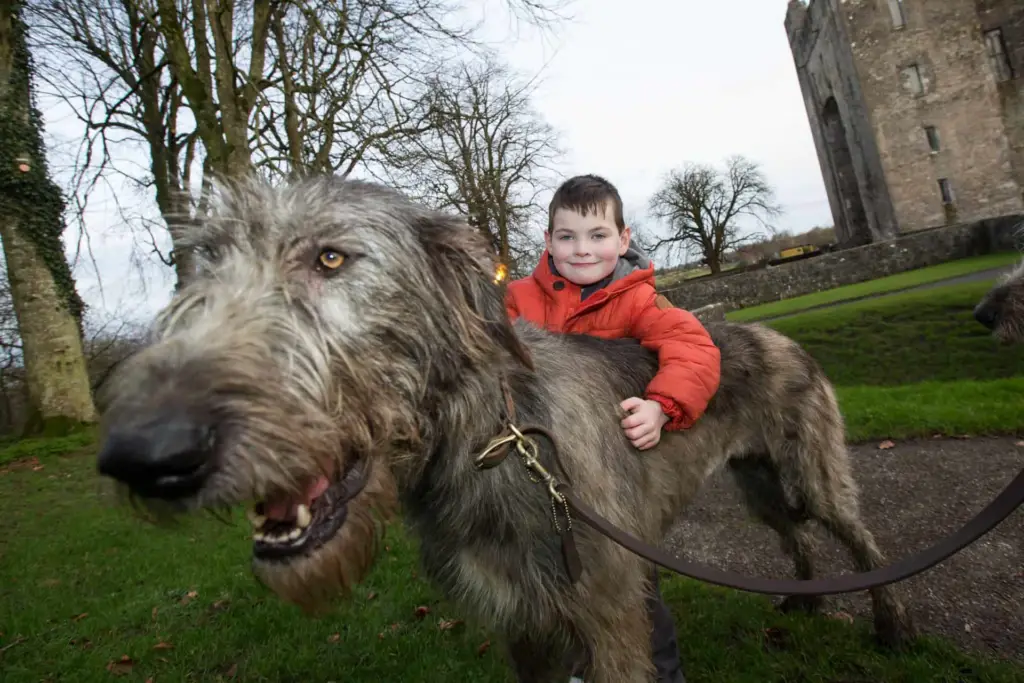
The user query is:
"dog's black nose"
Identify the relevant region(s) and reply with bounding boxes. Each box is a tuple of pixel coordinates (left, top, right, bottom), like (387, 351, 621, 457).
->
(973, 302, 999, 329)
(97, 412, 215, 499)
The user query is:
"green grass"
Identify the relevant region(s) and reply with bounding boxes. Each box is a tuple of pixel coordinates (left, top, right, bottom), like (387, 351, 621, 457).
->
(758, 278, 1024, 442)
(726, 251, 1021, 322)
(836, 378, 1024, 442)
(3, 275, 1024, 681)
(767, 279, 1024, 386)
(2, 450, 1022, 683)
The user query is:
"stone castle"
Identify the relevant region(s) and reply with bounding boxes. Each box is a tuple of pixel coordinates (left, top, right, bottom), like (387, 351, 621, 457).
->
(785, 0, 1023, 248)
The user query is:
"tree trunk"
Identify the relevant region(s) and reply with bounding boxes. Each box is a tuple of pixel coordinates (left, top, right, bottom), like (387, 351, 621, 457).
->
(0, 0, 97, 433)
(706, 250, 722, 275)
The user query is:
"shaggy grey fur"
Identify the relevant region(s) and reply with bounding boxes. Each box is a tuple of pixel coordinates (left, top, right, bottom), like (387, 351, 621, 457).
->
(975, 259, 1024, 343)
(96, 175, 915, 683)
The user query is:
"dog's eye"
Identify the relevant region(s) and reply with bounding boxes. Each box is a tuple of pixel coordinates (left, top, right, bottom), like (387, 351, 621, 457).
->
(317, 249, 345, 271)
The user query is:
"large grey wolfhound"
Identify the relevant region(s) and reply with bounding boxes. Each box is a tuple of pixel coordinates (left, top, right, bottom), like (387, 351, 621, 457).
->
(96, 175, 914, 682)
(975, 258, 1024, 343)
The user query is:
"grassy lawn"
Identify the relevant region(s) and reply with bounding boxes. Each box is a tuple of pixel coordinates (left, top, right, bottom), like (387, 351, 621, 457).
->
(2, 449, 1022, 683)
(726, 251, 1020, 322)
(761, 278, 1024, 442)
(3, 275, 1024, 681)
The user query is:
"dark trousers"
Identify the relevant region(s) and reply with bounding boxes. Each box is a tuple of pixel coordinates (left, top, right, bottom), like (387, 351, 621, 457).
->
(647, 568, 686, 683)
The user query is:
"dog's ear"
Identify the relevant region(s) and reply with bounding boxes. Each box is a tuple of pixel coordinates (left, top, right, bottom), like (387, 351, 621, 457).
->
(414, 212, 534, 371)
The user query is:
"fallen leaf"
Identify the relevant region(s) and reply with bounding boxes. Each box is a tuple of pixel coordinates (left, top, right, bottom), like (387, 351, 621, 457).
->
(438, 619, 464, 631)
(414, 605, 430, 619)
(366, 591, 377, 601)
(829, 611, 855, 624)
(105, 655, 134, 676)
(151, 607, 159, 621)
(71, 612, 88, 622)
(761, 626, 791, 651)
(389, 623, 400, 632)
(40, 579, 61, 587)
(145, 679, 154, 683)
(1015, 440, 1024, 447)
(179, 590, 198, 606)
(210, 599, 230, 612)
(327, 633, 341, 643)
(153, 641, 173, 650)
(69, 637, 92, 650)
(224, 662, 238, 678)
(878, 440, 895, 450)
(477, 639, 491, 656)
(385, 545, 391, 552)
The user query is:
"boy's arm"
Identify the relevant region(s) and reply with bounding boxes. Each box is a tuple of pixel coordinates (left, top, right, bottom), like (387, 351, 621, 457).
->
(504, 284, 521, 321)
(628, 287, 721, 431)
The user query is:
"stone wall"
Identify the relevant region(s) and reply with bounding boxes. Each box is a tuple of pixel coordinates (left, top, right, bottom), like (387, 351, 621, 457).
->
(662, 214, 1024, 312)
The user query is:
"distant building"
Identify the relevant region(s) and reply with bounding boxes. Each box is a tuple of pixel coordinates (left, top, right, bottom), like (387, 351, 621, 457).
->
(785, 0, 1023, 248)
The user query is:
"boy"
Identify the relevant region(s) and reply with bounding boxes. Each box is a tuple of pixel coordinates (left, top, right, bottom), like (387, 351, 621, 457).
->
(504, 174, 721, 683)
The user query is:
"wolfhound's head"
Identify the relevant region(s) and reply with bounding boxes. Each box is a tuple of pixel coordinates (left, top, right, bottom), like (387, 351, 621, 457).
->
(95, 175, 531, 609)
(974, 258, 1024, 344)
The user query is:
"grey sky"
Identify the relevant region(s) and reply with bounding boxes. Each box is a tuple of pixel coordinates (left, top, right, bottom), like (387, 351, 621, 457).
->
(40, 0, 830, 324)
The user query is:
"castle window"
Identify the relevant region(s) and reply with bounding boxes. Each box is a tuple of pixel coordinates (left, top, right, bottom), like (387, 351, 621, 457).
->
(938, 178, 954, 205)
(984, 29, 1014, 82)
(900, 64, 924, 95)
(888, 0, 906, 28)
(924, 126, 940, 153)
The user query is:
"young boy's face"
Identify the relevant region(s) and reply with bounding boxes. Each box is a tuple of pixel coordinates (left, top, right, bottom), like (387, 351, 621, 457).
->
(545, 204, 631, 286)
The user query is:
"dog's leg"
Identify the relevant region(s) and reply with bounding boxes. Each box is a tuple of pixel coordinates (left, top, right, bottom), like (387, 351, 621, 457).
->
(575, 591, 657, 683)
(815, 502, 918, 648)
(778, 430, 917, 649)
(727, 456, 825, 615)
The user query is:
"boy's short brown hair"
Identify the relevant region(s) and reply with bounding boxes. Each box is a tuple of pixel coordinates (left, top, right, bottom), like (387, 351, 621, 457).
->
(547, 174, 626, 233)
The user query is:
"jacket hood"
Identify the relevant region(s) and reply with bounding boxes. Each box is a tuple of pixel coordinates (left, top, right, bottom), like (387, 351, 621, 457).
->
(610, 246, 652, 283)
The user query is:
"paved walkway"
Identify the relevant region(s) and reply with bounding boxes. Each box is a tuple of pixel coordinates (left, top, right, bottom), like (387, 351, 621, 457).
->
(755, 264, 1015, 323)
(663, 435, 1024, 663)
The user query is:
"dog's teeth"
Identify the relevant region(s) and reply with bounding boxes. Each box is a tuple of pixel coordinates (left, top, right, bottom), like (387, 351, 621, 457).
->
(287, 527, 302, 541)
(246, 509, 266, 528)
(296, 504, 311, 528)
(253, 531, 266, 542)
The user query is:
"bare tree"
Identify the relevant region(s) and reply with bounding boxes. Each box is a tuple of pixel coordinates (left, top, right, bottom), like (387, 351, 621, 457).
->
(387, 54, 561, 278)
(0, 0, 96, 434)
(27, 0, 572, 290)
(647, 155, 782, 275)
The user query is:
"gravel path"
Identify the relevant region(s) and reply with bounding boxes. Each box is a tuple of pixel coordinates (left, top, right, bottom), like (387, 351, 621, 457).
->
(757, 264, 1015, 322)
(663, 435, 1024, 663)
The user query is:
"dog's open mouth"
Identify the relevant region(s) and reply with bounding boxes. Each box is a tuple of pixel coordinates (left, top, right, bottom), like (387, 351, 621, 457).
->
(247, 456, 369, 561)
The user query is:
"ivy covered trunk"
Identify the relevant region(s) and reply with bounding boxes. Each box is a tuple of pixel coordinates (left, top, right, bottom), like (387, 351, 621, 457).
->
(0, 1, 97, 433)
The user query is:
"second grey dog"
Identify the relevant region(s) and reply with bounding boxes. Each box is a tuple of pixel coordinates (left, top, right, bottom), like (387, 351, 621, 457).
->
(96, 176, 915, 682)
(975, 259, 1024, 343)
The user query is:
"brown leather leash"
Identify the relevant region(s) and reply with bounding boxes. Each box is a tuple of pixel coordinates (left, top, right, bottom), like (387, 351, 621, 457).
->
(553, 470, 1024, 596)
(476, 400, 1024, 596)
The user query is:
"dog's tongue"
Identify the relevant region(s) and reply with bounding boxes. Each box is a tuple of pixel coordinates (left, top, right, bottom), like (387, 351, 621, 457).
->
(263, 475, 331, 520)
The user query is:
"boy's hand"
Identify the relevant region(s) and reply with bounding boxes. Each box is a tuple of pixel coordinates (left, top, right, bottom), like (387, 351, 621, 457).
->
(619, 397, 670, 451)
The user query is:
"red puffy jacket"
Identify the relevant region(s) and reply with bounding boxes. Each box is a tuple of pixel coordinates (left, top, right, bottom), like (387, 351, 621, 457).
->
(504, 249, 721, 430)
